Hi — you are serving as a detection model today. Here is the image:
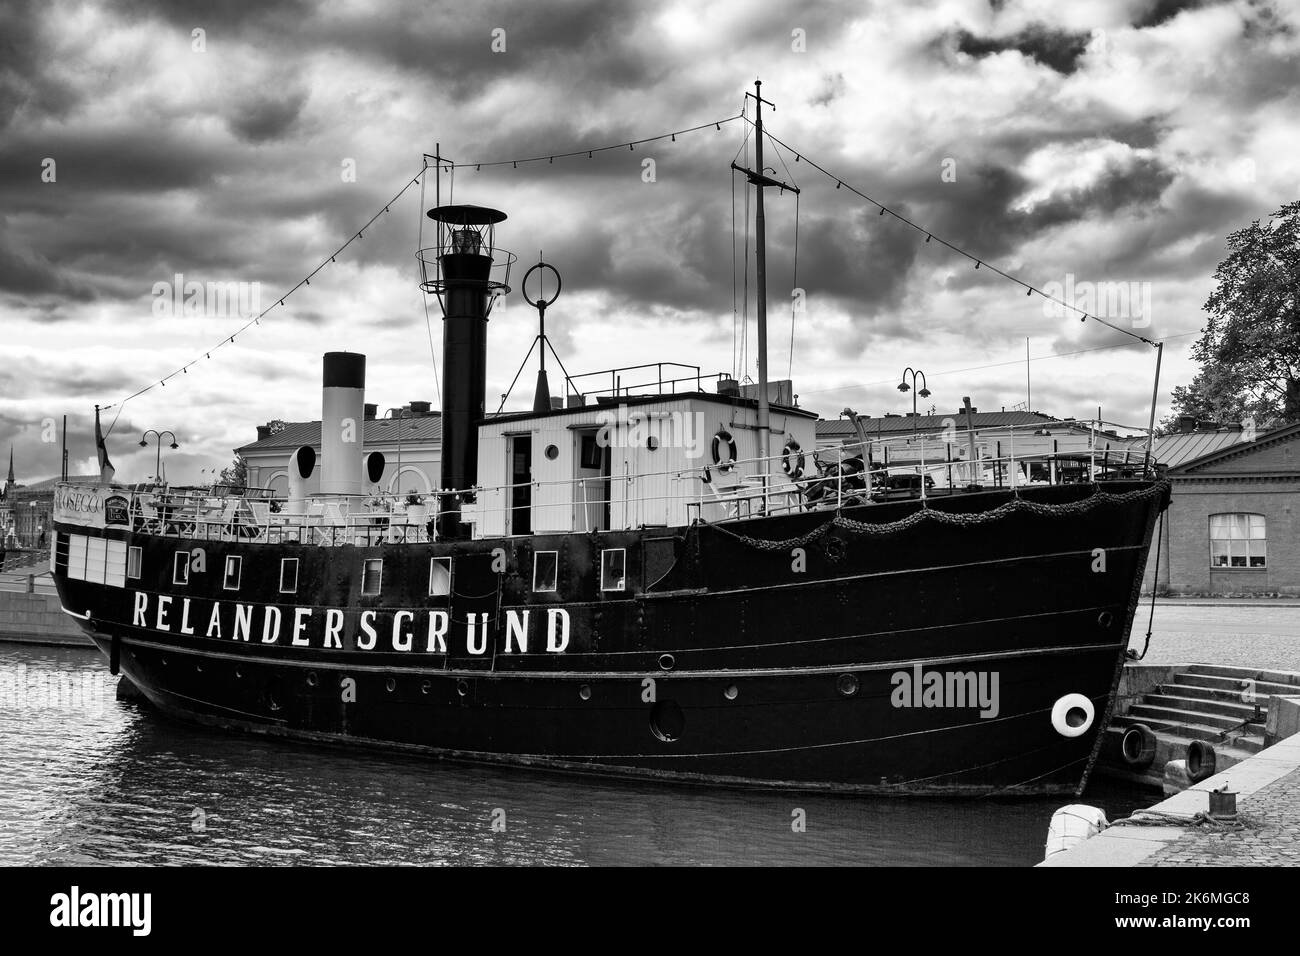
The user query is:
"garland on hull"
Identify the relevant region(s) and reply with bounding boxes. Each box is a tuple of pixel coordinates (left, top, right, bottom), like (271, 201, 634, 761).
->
(706, 482, 1171, 552)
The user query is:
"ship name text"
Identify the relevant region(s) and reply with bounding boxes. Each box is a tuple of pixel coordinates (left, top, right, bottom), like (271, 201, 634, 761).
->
(129, 591, 570, 654)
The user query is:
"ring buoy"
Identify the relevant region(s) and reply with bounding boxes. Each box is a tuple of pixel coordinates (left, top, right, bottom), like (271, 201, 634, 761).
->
(711, 430, 738, 472)
(1050, 693, 1095, 738)
(1186, 740, 1217, 782)
(1120, 723, 1157, 768)
(782, 440, 806, 479)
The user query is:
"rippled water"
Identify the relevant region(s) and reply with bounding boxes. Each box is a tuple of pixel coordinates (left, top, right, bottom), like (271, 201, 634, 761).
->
(0, 642, 1154, 866)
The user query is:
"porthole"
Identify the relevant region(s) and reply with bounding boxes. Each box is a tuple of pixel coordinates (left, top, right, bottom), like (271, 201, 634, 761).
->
(421, 680, 431, 695)
(579, 684, 592, 701)
(234, 667, 242, 679)
(1097, 611, 1115, 629)
(649, 700, 685, 742)
(544, 444, 559, 460)
(456, 679, 469, 697)
(724, 684, 739, 701)
(837, 673, 860, 697)
(385, 677, 396, 693)
(658, 653, 675, 671)
(647, 436, 660, 451)
(195, 663, 203, 673)
(306, 671, 318, 687)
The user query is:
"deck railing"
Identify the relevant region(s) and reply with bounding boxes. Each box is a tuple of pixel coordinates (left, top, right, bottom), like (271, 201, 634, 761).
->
(53, 419, 1156, 546)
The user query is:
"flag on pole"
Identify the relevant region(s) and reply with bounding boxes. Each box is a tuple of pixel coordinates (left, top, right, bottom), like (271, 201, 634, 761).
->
(94, 406, 115, 484)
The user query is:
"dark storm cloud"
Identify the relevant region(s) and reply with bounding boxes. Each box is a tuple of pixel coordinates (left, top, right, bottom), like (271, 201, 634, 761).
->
(227, 86, 310, 143)
(950, 24, 1092, 75)
(0, 225, 94, 299)
(1133, 0, 1219, 30)
(0, 0, 78, 132)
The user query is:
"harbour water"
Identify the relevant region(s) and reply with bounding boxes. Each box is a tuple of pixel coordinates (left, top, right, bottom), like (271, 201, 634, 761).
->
(1, 642, 1155, 866)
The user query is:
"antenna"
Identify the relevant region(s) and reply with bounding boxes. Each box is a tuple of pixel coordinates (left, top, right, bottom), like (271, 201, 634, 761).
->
(522, 259, 563, 413)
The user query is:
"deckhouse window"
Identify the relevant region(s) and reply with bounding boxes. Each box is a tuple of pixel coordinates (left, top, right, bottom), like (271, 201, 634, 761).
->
(280, 558, 299, 594)
(533, 551, 558, 593)
(600, 548, 626, 592)
(429, 557, 452, 597)
(223, 555, 242, 591)
(1209, 513, 1266, 568)
(173, 551, 190, 585)
(127, 546, 142, 580)
(362, 558, 383, 596)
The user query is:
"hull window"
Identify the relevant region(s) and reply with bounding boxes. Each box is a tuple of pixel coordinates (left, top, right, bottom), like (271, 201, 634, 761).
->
(600, 548, 626, 592)
(429, 557, 453, 596)
(127, 546, 142, 580)
(362, 558, 383, 596)
(173, 551, 190, 586)
(532, 551, 558, 592)
(223, 555, 242, 591)
(279, 558, 299, 594)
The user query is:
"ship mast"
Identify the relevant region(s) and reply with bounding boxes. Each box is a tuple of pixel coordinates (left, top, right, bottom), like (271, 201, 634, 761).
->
(731, 80, 799, 480)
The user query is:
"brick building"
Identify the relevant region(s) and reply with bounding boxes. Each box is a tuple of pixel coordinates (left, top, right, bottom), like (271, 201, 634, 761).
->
(1145, 422, 1300, 596)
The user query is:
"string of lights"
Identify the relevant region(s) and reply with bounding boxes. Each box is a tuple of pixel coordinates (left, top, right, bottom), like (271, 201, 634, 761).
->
(102, 163, 432, 432)
(752, 122, 1160, 349)
(102, 115, 746, 431)
(438, 113, 745, 170)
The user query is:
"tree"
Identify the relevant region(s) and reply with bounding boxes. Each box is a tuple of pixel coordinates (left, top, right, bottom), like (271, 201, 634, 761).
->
(216, 420, 288, 488)
(1165, 200, 1300, 432)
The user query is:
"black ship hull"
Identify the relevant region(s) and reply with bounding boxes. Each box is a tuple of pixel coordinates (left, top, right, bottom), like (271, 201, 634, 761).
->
(54, 480, 1169, 796)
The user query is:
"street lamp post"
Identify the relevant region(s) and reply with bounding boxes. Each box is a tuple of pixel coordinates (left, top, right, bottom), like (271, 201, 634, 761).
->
(138, 430, 179, 485)
(897, 367, 932, 445)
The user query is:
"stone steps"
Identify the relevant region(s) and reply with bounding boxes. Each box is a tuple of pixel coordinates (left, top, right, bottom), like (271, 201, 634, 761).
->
(1182, 663, 1300, 689)
(1175, 672, 1300, 700)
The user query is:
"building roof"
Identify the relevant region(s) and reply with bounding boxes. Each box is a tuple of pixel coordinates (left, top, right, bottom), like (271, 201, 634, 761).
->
(1165, 421, 1300, 473)
(1152, 430, 1245, 468)
(237, 417, 444, 454)
(6, 475, 100, 495)
(817, 410, 1070, 438)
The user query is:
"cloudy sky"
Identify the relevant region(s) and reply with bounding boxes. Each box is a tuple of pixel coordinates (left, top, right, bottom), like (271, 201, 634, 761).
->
(2, 0, 1297, 485)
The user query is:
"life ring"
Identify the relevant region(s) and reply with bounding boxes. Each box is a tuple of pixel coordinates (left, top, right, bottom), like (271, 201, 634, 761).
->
(1187, 740, 1217, 782)
(711, 430, 738, 472)
(1120, 723, 1157, 768)
(1050, 693, 1095, 738)
(782, 440, 806, 479)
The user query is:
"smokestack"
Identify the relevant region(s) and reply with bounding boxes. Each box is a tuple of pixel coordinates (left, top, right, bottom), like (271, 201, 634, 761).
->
(320, 352, 366, 496)
(422, 205, 512, 536)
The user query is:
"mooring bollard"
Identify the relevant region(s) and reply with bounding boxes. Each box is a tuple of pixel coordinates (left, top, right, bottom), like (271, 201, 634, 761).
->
(1208, 785, 1237, 821)
(26, 573, 34, 594)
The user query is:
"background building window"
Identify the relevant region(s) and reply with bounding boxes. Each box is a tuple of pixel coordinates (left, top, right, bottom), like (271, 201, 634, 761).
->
(223, 555, 242, 590)
(429, 557, 452, 596)
(1209, 513, 1267, 568)
(362, 558, 383, 596)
